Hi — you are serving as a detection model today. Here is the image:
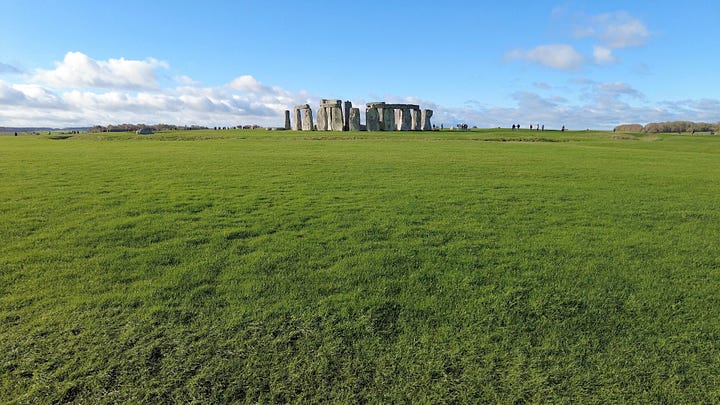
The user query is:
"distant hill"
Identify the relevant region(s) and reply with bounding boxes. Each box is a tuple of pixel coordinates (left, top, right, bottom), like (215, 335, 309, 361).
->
(0, 126, 90, 132)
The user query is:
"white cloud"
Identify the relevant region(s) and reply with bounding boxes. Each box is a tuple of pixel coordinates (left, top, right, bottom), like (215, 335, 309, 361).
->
(0, 80, 65, 108)
(506, 44, 585, 70)
(34, 52, 168, 90)
(588, 12, 650, 48)
(509, 9, 649, 71)
(595, 81, 642, 99)
(229, 75, 270, 93)
(0, 62, 22, 74)
(13, 84, 64, 107)
(593, 46, 616, 64)
(0, 53, 315, 127)
(176, 75, 201, 86)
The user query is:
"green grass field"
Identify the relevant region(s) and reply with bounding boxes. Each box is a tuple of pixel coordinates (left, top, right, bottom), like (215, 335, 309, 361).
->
(2, 129, 720, 402)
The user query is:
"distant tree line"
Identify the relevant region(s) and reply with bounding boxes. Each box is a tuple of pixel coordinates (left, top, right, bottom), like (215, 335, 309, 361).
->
(615, 121, 719, 133)
(87, 124, 265, 133)
(88, 124, 209, 133)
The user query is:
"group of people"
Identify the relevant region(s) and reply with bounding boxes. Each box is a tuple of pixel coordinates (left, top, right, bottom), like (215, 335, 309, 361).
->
(511, 124, 545, 131)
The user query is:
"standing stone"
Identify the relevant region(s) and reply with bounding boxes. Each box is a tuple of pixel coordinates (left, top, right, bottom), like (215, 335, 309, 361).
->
(293, 108, 302, 130)
(330, 107, 344, 131)
(321, 99, 342, 108)
(421, 109, 433, 131)
(366, 102, 389, 130)
(366, 108, 380, 131)
(317, 107, 328, 131)
(395, 109, 403, 131)
(302, 108, 314, 131)
(401, 108, 412, 131)
(383, 108, 395, 131)
(284, 110, 291, 130)
(343, 101, 352, 131)
(349, 108, 361, 131)
(411, 109, 421, 131)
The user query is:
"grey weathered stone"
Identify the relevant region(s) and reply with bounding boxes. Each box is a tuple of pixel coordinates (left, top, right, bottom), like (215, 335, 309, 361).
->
(294, 104, 310, 110)
(395, 109, 403, 130)
(302, 108, 314, 131)
(349, 108, 361, 131)
(383, 108, 395, 131)
(421, 109, 433, 131)
(316, 107, 328, 131)
(321, 99, 342, 108)
(330, 107, 344, 131)
(284, 110, 291, 130)
(343, 101, 352, 131)
(400, 108, 412, 131)
(378, 107, 385, 130)
(411, 109, 421, 131)
(293, 108, 302, 130)
(366, 103, 419, 110)
(366, 108, 380, 131)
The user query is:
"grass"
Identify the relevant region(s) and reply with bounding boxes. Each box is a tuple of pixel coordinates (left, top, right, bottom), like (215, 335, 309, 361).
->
(2, 129, 720, 402)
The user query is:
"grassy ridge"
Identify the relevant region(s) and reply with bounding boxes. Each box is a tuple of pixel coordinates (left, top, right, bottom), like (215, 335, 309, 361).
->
(2, 130, 720, 402)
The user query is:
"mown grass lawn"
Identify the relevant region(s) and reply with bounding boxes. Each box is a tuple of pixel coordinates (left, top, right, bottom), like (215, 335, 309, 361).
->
(1, 129, 720, 402)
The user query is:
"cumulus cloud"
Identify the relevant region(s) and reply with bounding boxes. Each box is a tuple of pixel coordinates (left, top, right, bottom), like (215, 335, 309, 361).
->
(0, 80, 27, 104)
(506, 44, 585, 70)
(508, 9, 649, 71)
(593, 46, 616, 64)
(0, 80, 65, 108)
(34, 51, 168, 90)
(229, 75, 271, 93)
(595, 81, 643, 98)
(0, 62, 22, 74)
(0, 52, 314, 127)
(176, 75, 201, 86)
(577, 11, 650, 48)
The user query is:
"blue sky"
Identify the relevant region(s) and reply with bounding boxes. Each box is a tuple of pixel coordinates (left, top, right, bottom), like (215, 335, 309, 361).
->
(1, 0, 718, 129)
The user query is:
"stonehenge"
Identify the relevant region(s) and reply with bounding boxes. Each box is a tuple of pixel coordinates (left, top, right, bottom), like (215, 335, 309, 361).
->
(349, 108, 361, 131)
(366, 107, 380, 131)
(316, 99, 344, 131)
(343, 101, 352, 131)
(293, 106, 303, 131)
(411, 109, 421, 131)
(382, 107, 395, 132)
(421, 109, 433, 131)
(293, 104, 314, 131)
(316, 107, 328, 131)
(290, 99, 433, 132)
(301, 108, 314, 131)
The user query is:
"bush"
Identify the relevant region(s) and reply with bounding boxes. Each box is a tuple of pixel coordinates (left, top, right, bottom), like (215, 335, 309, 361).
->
(614, 124, 644, 132)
